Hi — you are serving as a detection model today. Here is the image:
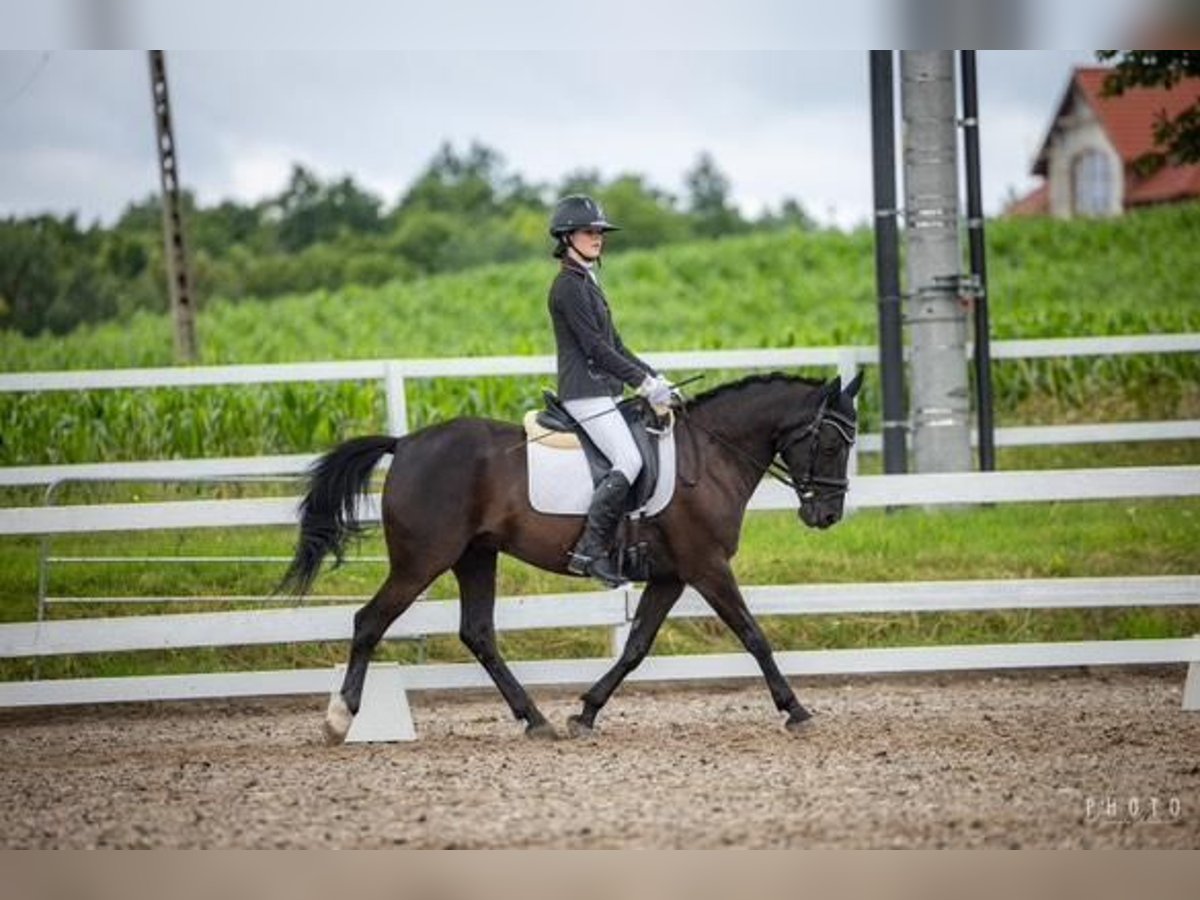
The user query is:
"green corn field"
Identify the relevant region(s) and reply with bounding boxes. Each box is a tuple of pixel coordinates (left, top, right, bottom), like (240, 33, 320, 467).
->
(1, 203, 1197, 467)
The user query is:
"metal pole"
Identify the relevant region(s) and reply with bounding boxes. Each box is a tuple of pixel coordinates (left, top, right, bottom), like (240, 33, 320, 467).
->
(960, 50, 996, 472)
(869, 51, 908, 475)
(900, 51, 971, 475)
(148, 50, 199, 364)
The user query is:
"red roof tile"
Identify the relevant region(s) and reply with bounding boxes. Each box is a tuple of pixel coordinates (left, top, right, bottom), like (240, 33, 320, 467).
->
(1127, 162, 1200, 205)
(1073, 67, 1200, 162)
(1005, 183, 1049, 217)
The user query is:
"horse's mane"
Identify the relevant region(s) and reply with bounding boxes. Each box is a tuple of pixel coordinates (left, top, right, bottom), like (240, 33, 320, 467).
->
(685, 372, 826, 410)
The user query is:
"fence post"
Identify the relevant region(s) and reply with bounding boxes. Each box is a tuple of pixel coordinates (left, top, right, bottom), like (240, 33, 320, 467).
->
(384, 363, 409, 436)
(36, 479, 67, 625)
(837, 349, 860, 487)
(610, 585, 636, 656)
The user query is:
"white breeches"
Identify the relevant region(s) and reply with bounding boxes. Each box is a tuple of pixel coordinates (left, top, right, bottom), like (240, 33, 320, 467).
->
(562, 396, 644, 483)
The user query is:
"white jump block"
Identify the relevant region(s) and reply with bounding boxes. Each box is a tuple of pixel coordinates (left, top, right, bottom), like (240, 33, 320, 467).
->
(1185, 660, 1200, 712)
(333, 663, 416, 743)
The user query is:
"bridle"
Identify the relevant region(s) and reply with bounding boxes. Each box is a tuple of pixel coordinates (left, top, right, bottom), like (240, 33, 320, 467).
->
(774, 404, 857, 502)
(679, 398, 857, 502)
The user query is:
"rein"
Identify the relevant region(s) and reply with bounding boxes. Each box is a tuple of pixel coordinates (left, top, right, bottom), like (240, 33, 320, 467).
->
(679, 400, 856, 498)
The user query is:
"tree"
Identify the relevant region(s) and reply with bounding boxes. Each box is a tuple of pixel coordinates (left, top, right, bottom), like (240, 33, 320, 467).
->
(756, 197, 818, 232)
(189, 200, 263, 255)
(0, 215, 123, 335)
(556, 169, 603, 200)
(597, 175, 690, 249)
(397, 141, 530, 218)
(0, 217, 62, 334)
(1096, 51, 1200, 174)
(684, 153, 746, 238)
(273, 165, 384, 252)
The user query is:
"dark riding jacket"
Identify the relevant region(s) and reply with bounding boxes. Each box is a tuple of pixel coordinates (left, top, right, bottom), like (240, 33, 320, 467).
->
(548, 257, 654, 400)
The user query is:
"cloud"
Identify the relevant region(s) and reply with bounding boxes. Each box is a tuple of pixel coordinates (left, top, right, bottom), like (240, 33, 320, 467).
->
(0, 50, 1097, 226)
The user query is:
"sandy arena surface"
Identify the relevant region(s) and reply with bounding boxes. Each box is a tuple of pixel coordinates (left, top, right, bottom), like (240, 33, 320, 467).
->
(1, 668, 1197, 848)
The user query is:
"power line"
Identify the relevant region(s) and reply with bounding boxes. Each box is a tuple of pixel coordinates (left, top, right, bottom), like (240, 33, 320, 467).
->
(0, 52, 52, 111)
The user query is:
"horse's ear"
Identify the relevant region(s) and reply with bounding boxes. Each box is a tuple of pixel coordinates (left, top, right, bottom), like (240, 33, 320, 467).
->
(821, 376, 842, 404)
(844, 371, 864, 399)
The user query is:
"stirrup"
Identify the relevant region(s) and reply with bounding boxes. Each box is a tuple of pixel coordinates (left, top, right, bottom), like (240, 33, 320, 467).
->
(567, 551, 626, 588)
(586, 555, 628, 589)
(567, 551, 592, 576)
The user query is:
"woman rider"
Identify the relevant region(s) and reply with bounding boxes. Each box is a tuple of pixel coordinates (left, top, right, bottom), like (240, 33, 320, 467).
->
(546, 194, 675, 587)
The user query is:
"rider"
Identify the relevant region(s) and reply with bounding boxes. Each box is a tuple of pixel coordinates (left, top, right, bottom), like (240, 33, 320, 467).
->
(547, 194, 675, 587)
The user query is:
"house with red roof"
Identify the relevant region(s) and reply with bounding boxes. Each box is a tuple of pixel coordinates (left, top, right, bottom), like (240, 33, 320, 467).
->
(1007, 66, 1200, 217)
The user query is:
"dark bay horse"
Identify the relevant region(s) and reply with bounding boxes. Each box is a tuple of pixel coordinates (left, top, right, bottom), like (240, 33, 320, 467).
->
(279, 371, 862, 742)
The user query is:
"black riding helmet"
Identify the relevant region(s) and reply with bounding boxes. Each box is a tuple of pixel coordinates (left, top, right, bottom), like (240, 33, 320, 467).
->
(548, 195, 620, 237)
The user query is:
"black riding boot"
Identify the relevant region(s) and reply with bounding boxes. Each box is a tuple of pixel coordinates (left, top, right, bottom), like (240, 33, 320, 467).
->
(568, 471, 631, 588)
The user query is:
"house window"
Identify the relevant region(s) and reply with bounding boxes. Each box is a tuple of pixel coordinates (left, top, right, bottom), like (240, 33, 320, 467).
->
(1071, 150, 1113, 216)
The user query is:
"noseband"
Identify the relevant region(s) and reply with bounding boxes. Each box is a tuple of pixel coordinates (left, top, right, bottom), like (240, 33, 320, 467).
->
(774, 404, 857, 502)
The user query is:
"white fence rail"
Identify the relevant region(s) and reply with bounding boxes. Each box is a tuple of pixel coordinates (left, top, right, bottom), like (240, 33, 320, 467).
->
(1, 334, 1196, 452)
(5, 577, 1197, 658)
(0, 454, 319, 489)
(2, 577, 1198, 709)
(3, 333, 1196, 395)
(4, 416, 1200, 489)
(2, 466, 1197, 537)
(5, 639, 1199, 710)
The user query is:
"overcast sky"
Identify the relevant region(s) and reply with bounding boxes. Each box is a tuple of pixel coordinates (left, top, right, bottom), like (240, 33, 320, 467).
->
(0, 50, 1100, 230)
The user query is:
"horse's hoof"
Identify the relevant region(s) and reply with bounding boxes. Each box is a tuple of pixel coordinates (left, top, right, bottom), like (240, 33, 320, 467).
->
(323, 719, 348, 745)
(785, 709, 815, 734)
(525, 721, 560, 741)
(324, 694, 353, 745)
(566, 714, 597, 739)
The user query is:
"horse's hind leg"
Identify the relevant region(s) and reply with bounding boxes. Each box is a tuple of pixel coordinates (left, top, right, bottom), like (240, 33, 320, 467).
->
(454, 545, 556, 739)
(568, 575, 685, 737)
(325, 571, 424, 744)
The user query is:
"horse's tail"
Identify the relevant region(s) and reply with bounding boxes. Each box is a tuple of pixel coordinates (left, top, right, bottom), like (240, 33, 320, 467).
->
(276, 434, 400, 598)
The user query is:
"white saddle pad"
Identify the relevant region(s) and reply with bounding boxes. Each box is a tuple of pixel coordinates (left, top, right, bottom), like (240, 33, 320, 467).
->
(526, 420, 677, 517)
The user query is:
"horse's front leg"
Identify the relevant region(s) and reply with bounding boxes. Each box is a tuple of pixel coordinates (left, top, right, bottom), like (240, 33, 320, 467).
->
(691, 561, 812, 732)
(568, 575, 685, 737)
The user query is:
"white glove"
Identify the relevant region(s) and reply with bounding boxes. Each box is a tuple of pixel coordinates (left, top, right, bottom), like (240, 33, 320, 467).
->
(637, 373, 675, 408)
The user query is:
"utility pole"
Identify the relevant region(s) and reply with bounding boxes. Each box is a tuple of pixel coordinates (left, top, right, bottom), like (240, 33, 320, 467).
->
(148, 50, 198, 364)
(899, 51, 970, 474)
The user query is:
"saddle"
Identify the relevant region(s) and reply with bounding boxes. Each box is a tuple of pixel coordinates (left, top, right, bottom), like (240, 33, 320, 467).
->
(525, 391, 661, 513)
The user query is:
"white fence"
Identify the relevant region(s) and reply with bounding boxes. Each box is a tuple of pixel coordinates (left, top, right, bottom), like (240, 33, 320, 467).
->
(1, 336, 1198, 713)
(2, 466, 1199, 537)
(1, 577, 1198, 709)
(4, 334, 1196, 400)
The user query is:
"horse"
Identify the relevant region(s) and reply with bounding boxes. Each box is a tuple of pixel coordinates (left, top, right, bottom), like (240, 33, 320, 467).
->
(278, 370, 862, 742)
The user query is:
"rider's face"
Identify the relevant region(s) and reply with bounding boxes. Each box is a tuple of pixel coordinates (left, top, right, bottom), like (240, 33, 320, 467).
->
(571, 228, 605, 259)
